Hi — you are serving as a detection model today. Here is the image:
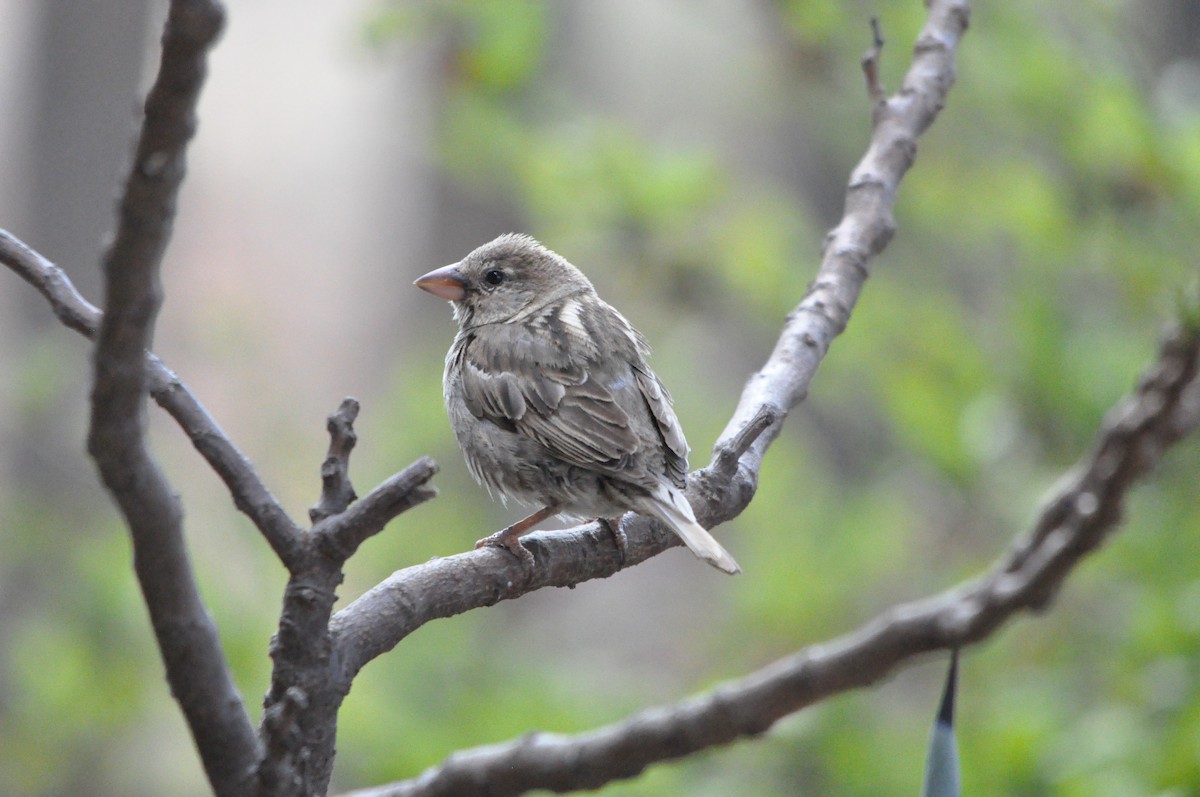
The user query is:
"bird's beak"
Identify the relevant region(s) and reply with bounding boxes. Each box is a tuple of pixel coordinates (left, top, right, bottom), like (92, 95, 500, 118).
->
(414, 263, 467, 302)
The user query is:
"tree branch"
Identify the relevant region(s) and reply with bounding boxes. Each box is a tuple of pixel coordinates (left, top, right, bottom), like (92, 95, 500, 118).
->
(255, 400, 440, 796)
(310, 398, 363, 524)
(305, 397, 440, 558)
(82, 2, 261, 796)
(329, 0, 971, 684)
(150, 354, 307, 567)
(0, 231, 102, 335)
(3, 180, 439, 797)
(315, 457, 440, 561)
(338, 313, 1200, 797)
(0, 229, 305, 567)
(861, 16, 887, 106)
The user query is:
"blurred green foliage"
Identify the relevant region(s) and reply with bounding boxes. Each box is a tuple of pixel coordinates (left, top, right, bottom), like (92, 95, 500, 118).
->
(351, 1, 1200, 794)
(3, 0, 1199, 795)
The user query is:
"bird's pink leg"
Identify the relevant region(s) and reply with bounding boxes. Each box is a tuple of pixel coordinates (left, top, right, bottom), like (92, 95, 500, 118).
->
(475, 504, 561, 570)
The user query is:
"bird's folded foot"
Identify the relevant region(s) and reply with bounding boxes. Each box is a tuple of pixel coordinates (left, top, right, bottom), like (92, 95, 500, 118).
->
(599, 514, 631, 567)
(473, 504, 560, 578)
(475, 525, 537, 576)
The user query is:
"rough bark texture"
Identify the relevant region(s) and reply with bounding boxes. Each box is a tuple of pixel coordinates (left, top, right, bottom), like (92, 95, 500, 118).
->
(4, 0, 1199, 795)
(82, 3, 262, 796)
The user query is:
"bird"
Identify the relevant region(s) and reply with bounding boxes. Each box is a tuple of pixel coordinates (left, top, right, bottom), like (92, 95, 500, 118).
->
(414, 233, 741, 575)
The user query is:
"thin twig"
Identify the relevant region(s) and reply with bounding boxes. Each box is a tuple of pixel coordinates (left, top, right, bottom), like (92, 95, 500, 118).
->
(0, 231, 102, 335)
(0, 228, 305, 567)
(709, 404, 778, 479)
(316, 456, 440, 561)
(861, 16, 887, 106)
(310, 398, 363, 524)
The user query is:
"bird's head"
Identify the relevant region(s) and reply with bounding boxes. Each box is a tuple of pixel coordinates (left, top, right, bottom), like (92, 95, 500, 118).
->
(415, 234, 594, 328)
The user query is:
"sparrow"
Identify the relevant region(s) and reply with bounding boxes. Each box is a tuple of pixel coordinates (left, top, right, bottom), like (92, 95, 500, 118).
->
(414, 233, 741, 575)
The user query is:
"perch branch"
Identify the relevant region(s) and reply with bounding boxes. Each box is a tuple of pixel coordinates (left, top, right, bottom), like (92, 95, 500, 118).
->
(83, 2, 261, 797)
(329, 0, 971, 682)
(340, 314, 1200, 797)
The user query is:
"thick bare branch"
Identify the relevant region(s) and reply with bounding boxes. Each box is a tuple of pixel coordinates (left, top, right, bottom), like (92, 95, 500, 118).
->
(339, 315, 1200, 797)
(330, 0, 971, 683)
(256, 408, 438, 795)
(83, 2, 261, 796)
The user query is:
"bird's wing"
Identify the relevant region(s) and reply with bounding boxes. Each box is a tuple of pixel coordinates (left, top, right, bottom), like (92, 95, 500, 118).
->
(457, 302, 680, 485)
(631, 361, 689, 488)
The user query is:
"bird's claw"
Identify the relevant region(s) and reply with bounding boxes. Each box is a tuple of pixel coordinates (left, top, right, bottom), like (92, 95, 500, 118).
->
(475, 529, 536, 577)
(600, 515, 630, 567)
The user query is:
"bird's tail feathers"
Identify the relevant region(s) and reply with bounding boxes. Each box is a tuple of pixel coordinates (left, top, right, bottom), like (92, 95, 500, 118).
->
(651, 484, 742, 575)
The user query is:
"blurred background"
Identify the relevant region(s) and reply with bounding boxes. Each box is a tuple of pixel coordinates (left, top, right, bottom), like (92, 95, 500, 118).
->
(1, 0, 1199, 794)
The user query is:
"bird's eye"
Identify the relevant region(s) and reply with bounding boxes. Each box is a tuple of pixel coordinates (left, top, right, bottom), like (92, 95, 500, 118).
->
(483, 269, 505, 286)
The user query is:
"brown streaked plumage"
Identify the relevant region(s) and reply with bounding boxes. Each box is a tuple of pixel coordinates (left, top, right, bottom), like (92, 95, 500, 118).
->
(415, 233, 740, 574)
